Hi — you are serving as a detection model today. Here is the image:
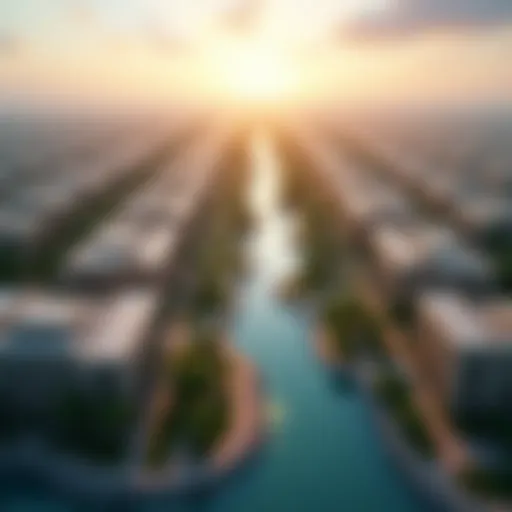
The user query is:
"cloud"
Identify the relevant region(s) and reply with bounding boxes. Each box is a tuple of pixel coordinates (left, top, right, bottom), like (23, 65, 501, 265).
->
(345, 0, 512, 38)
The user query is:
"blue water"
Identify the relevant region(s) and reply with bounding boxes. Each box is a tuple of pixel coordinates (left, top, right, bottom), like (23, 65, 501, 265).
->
(0, 135, 429, 512)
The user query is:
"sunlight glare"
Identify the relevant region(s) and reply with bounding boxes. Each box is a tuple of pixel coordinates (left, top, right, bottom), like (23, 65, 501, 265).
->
(200, 35, 302, 105)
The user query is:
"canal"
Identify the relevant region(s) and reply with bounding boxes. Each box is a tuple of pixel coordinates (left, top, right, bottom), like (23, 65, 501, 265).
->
(0, 133, 429, 512)
(151, 133, 429, 512)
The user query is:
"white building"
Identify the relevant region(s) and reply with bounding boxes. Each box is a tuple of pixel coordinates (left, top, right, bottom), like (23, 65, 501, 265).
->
(0, 288, 161, 416)
(62, 219, 177, 288)
(340, 180, 416, 233)
(417, 292, 512, 418)
(370, 224, 495, 301)
(455, 196, 512, 241)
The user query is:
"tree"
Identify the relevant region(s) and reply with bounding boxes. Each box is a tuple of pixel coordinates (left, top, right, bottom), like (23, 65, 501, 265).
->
(323, 295, 381, 358)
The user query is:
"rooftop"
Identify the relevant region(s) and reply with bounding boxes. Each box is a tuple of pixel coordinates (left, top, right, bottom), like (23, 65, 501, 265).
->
(343, 185, 414, 227)
(458, 197, 512, 232)
(0, 288, 160, 363)
(419, 292, 512, 349)
(372, 223, 492, 280)
(372, 223, 451, 270)
(64, 220, 176, 279)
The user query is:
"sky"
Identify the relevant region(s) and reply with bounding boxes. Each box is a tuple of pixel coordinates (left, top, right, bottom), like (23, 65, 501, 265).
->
(0, 0, 511, 107)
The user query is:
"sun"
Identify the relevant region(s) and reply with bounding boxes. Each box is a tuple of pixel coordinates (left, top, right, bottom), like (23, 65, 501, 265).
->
(222, 42, 295, 102)
(198, 35, 302, 106)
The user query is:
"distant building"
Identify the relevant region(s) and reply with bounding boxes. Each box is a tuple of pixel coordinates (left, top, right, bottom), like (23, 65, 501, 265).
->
(0, 130, 172, 279)
(0, 194, 52, 250)
(455, 197, 512, 243)
(340, 179, 416, 234)
(62, 219, 177, 289)
(61, 135, 226, 291)
(369, 224, 495, 301)
(417, 292, 512, 418)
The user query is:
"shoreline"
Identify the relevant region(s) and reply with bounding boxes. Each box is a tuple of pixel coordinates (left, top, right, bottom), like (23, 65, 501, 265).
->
(139, 333, 265, 494)
(311, 323, 484, 512)
(211, 343, 265, 473)
(313, 324, 348, 375)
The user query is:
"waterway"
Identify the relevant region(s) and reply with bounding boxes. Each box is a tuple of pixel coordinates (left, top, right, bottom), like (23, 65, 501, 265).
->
(0, 134, 429, 511)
